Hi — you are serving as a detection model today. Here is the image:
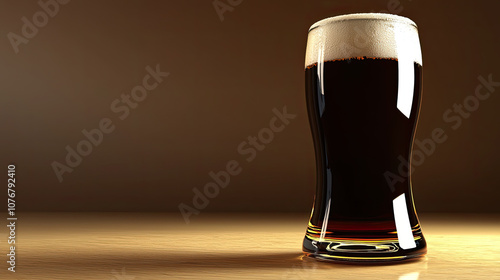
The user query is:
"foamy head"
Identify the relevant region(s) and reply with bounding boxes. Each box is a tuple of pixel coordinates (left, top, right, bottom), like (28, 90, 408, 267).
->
(305, 13, 422, 68)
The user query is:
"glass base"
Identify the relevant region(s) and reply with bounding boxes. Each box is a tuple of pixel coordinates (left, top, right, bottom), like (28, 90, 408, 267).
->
(302, 236, 427, 263)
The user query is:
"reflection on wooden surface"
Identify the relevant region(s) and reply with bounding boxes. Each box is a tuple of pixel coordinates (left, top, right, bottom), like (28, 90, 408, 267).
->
(2, 213, 499, 279)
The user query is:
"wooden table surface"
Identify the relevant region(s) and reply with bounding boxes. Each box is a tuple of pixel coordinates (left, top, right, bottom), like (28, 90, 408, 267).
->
(2, 213, 499, 279)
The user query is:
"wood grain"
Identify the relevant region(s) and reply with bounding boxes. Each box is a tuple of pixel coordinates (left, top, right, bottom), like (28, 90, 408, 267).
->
(1, 213, 499, 279)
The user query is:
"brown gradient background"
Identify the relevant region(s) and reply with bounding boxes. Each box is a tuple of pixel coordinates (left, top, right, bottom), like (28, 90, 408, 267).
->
(0, 0, 499, 213)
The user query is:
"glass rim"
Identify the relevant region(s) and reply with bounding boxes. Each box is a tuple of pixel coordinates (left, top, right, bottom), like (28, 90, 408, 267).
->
(309, 13, 418, 32)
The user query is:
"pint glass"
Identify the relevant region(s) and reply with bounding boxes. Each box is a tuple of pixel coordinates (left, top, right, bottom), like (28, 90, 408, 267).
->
(303, 13, 427, 262)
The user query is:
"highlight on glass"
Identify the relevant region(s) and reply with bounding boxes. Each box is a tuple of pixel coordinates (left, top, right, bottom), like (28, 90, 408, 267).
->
(302, 13, 427, 262)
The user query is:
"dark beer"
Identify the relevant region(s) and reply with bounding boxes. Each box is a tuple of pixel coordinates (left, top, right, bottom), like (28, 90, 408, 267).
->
(303, 57, 426, 260)
(302, 13, 427, 262)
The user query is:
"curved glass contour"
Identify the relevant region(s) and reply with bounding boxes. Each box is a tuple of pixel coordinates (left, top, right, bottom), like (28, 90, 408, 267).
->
(303, 13, 427, 262)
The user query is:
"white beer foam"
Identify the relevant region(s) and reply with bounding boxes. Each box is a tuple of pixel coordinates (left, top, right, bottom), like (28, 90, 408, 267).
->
(305, 13, 422, 68)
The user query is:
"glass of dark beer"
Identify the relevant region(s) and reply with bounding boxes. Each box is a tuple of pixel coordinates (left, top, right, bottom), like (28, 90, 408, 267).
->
(303, 13, 427, 262)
